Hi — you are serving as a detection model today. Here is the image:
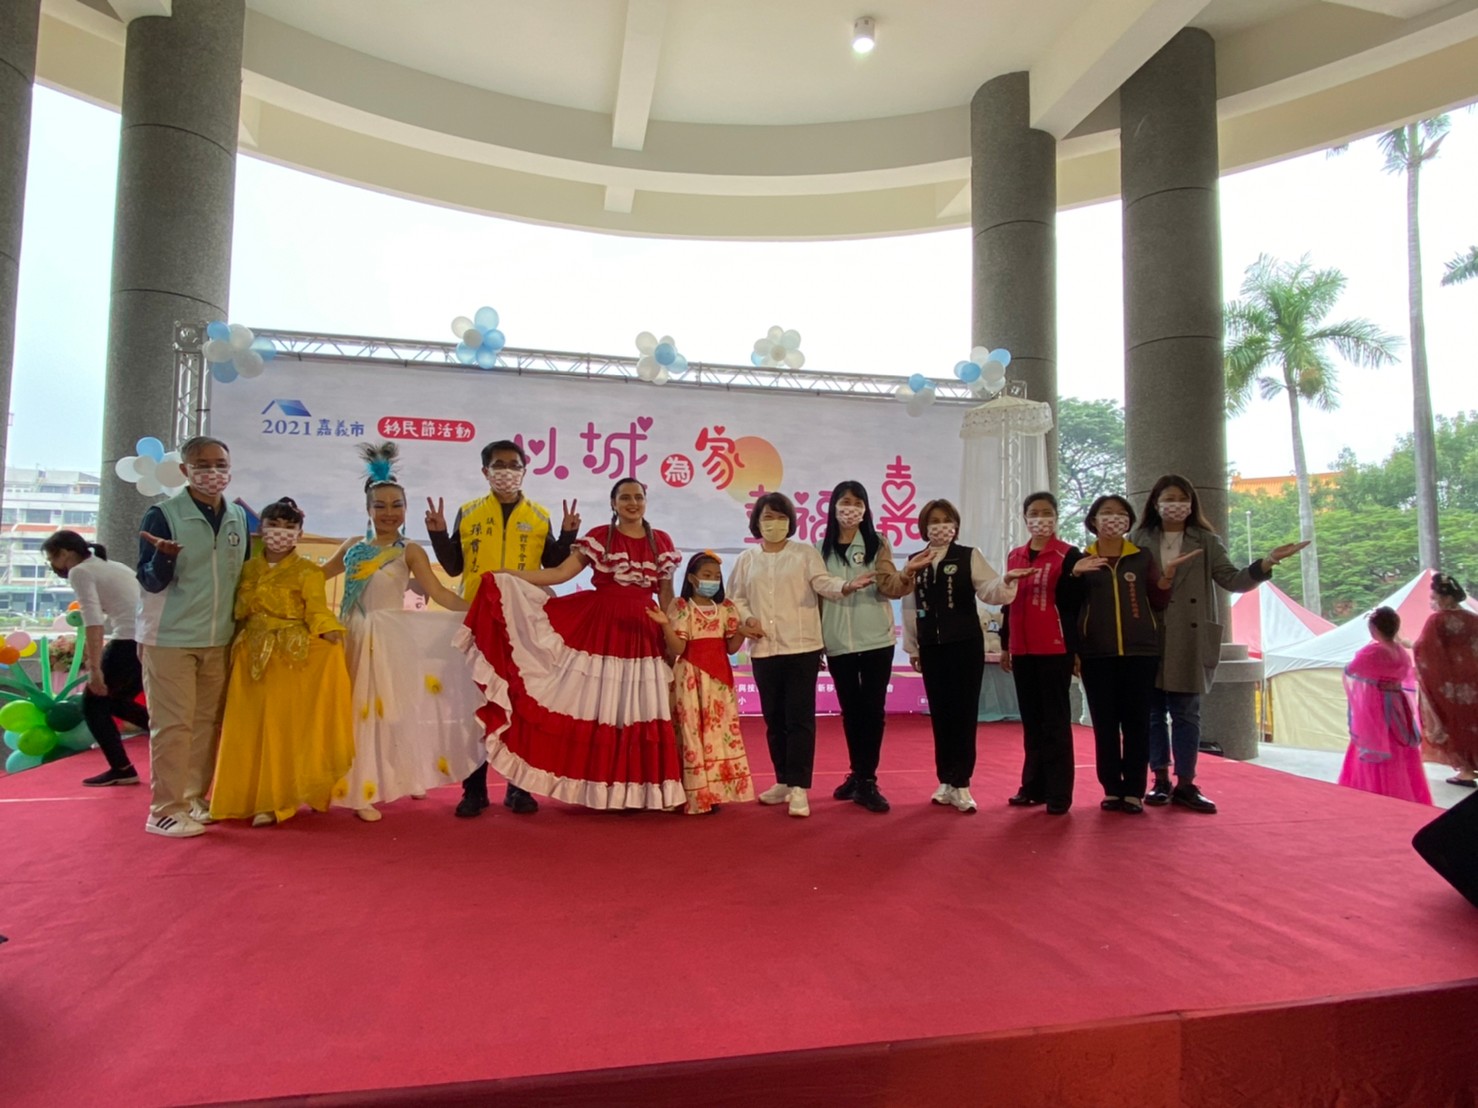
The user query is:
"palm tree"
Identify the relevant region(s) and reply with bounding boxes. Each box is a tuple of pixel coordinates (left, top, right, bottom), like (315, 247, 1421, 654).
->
(1224, 255, 1401, 615)
(1442, 246, 1478, 286)
(1378, 117, 1449, 570)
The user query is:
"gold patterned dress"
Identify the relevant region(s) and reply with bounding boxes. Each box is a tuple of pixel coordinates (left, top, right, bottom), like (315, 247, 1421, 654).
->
(209, 553, 356, 823)
(669, 598, 754, 814)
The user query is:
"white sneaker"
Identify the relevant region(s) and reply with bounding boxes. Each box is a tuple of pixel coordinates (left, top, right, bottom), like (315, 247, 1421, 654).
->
(931, 783, 955, 806)
(187, 801, 215, 825)
(356, 806, 382, 822)
(787, 787, 810, 818)
(758, 782, 791, 805)
(145, 813, 205, 838)
(951, 786, 979, 813)
(251, 813, 275, 828)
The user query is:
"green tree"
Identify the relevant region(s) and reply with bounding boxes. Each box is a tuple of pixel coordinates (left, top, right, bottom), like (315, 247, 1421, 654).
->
(1442, 246, 1478, 287)
(1378, 117, 1450, 571)
(1224, 254, 1401, 615)
(1336, 411, 1478, 513)
(1055, 396, 1125, 536)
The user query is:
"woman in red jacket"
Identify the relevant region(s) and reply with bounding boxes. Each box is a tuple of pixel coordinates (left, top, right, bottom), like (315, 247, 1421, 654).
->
(999, 492, 1084, 815)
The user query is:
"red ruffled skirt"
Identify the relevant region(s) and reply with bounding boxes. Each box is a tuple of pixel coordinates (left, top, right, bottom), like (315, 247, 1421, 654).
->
(456, 573, 684, 810)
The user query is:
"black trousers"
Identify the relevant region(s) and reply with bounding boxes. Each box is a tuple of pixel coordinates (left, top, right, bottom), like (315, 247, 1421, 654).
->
(81, 639, 149, 771)
(1010, 653, 1076, 806)
(919, 638, 985, 787)
(752, 650, 822, 789)
(1079, 654, 1159, 800)
(828, 646, 893, 780)
(461, 762, 531, 801)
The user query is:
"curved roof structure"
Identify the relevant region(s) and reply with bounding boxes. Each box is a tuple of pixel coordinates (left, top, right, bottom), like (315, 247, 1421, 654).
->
(36, 0, 1478, 237)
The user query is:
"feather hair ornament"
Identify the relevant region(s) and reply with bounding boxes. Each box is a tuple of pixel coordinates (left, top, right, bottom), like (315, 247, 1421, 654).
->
(357, 441, 401, 489)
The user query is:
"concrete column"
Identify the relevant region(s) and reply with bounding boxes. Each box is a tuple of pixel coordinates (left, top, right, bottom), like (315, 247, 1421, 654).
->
(1120, 29, 1260, 761)
(971, 72, 1058, 489)
(0, 0, 42, 519)
(99, 0, 244, 560)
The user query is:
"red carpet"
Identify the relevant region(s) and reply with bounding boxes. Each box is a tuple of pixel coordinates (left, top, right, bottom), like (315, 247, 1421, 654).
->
(2, 718, 1476, 1107)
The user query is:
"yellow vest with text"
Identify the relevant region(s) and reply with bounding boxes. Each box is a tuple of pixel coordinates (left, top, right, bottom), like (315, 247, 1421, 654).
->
(458, 494, 554, 604)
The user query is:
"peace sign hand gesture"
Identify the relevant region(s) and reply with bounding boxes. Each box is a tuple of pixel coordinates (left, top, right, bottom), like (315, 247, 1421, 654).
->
(424, 497, 447, 533)
(561, 499, 581, 533)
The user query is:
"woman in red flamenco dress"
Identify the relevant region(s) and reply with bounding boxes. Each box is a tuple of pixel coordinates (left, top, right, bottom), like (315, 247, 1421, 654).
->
(456, 477, 685, 810)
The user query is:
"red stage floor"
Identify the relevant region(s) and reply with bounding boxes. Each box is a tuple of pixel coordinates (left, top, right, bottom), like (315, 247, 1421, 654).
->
(2, 719, 1476, 1107)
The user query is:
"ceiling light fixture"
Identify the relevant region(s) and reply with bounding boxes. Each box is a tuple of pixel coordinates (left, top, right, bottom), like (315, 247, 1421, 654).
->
(852, 16, 876, 55)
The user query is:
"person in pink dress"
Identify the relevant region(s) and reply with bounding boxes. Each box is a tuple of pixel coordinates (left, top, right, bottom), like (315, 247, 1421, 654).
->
(457, 477, 685, 811)
(1337, 606, 1432, 805)
(649, 551, 755, 815)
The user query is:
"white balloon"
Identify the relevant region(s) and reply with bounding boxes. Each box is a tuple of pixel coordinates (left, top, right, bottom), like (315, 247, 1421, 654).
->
(783, 349, 805, 370)
(637, 354, 657, 373)
(132, 455, 157, 479)
(906, 395, 929, 417)
(781, 329, 802, 349)
(235, 349, 266, 378)
(203, 338, 233, 363)
(636, 359, 660, 382)
(463, 328, 484, 347)
(654, 366, 671, 385)
(970, 345, 991, 366)
(770, 344, 787, 363)
(228, 323, 254, 351)
(136, 475, 164, 497)
(753, 338, 771, 355)
(451, 316, 474, 340)
(919, 386, 937, 405)
(659, 334, 675, 348)
(157, 461, 188, 488)
(635, 331, 658, 354)
(114, 456, 141, 480)
(984, 361, 1007, 384)
(895, 383, 914, 401)
(767, 325, 784, 342)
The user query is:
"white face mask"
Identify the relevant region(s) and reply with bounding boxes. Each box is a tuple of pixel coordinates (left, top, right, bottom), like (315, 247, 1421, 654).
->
(1025, 517, 1056, 537)
(759, 519, 790, 544)
(926, 523, 956, 547)
(486, 468, 524, 497)
(188, 468, 231, 498)
(835, 505, 866, 529)
(1096, 514, 1131, 539)
(1158, 500, 1192, 523)
(262, 527, 300, 553)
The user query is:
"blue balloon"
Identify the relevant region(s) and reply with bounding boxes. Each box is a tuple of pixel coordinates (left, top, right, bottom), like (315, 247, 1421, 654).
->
(2, 729, 19, 751)
(750, 352, 765, 366)
(251, 337, 277, 362)
(6, 749, 43, 774)
(989, 348, 1012, 368)
(474, 306, 500, 331)
(482, 329, 506, 353)
(670, 354, 688, 375)
(205, 321, 231, 341)
(136, 436, 165, 462)
(455, 342, 478, 365)
(654, 343, 676, 366)
(959, 361, 982, 383)
(475, 347, 498, 369)
(908, 373, 928, 392)
(211, 363, 238, 384)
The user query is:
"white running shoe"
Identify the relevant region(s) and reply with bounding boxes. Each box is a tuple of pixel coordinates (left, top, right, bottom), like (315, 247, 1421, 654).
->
(251, 813, 275, 828)
(187, 801, 215, 825)
(758, 783, 791, 805)
(931, 783, 955, 806)
(145, 813, 205, 839)
(356, 806, 382, 822)
(787, 787, 810, 818)
(951, 786, 979, 813)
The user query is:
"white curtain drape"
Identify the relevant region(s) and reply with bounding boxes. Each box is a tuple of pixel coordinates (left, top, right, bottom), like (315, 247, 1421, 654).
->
(957, 395, 1054, 571)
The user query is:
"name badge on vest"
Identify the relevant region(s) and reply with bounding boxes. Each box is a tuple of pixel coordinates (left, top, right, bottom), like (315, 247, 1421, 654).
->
(942, 563, 958, 575)
(851, 550, 865, 565)
(227, 531, 241, 546)
(517, 522, 532, 532)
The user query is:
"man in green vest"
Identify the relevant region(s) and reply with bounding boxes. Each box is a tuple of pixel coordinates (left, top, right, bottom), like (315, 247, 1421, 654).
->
(426, 439, 579, 818)
(136, 436, 249, 838)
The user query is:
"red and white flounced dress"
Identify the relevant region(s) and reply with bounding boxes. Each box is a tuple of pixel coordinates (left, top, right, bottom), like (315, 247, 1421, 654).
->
(456, 524, 685, 810)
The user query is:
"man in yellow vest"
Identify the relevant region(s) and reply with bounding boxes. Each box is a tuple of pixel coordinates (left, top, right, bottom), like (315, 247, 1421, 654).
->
(426, 439, 579, 818)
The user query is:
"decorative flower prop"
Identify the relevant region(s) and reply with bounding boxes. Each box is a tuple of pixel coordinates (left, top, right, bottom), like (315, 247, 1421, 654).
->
(202, 321, 276, 384)
(953, 345, 1013, 398)
(113, 436, 188, 498)
(0, 631, 93, 774)
(750, 325, 805, 370)
(451, 307, 507, 369)
(634, 331, 688, 384)
(894, 373, 938, 418)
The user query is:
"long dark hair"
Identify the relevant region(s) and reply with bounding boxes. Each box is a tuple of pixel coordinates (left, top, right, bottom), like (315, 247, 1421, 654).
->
(821, 480, 880, 566)
(1140, 474, 1215, 533)
(41, 530, 107, 561)
(679, 551, 724, 603)
(609, 477, 657, 557)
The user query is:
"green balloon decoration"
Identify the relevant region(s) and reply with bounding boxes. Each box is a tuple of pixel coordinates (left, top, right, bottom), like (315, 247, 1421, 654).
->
(6, 749, 43, 773)
(56, 723, 94, 753)
(0, 633, 92, 774)
(45, 702, 84, 733)
(0, 700, 44, 733)
(16, 725, 57, 757)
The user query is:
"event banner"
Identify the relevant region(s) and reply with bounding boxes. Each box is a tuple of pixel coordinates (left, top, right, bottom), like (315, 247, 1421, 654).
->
(209, 357, 969, 556)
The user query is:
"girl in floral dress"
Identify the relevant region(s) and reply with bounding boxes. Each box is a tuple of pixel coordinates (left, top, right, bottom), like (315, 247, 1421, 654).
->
(650, 552, 754, 814)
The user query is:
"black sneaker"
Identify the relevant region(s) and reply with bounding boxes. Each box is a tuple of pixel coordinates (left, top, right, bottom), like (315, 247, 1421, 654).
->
(83, 766, 140, 787)
(1100, 797, 1123, 811)
(454, 793, 490, 818)
(1171, 782, 1218, 814)
(1145, 777, 1173, 807)
(832, 773, 859, 801)
(852, 778, 890, 813)
(1007, 792, 1043, 807)
(1045, 801, 1071, 815)
(504, 784, 539, 814)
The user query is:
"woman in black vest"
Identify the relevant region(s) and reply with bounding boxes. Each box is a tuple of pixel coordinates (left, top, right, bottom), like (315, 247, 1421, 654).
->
(902, 499, 1030, 813)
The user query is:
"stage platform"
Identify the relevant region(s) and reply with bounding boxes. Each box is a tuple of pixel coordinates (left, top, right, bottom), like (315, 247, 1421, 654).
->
(2, 718, 1475, 1107)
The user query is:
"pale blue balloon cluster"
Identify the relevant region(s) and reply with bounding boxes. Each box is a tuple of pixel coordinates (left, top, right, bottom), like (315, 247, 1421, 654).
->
(452, 307, 507, 369)
(634, 332, 688, 383)
(896, 345, 1013, 417)
(203, 321, 277, 384)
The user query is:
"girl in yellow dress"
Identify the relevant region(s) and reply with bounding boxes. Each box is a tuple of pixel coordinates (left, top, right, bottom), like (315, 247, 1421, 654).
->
(209, 497, 356, 827)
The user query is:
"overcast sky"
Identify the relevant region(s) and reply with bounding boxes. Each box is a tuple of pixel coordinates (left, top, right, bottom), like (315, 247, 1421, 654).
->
(12, 86, 1478, 478)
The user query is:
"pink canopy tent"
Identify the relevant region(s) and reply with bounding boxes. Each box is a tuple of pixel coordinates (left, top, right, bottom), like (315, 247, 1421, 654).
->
(1230, 583, 1334, 660)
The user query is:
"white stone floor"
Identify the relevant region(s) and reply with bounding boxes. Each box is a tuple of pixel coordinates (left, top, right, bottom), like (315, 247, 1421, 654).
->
(1242, 742, 1472, 810)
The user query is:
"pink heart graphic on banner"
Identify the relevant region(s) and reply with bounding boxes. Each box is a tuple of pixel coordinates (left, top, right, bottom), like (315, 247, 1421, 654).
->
(637, 416, 654, 432)
(527, 439, 546, 456)
(713, 425, 725, 435)
(794, 492, 809, 504)
(880, 480, 913, 516)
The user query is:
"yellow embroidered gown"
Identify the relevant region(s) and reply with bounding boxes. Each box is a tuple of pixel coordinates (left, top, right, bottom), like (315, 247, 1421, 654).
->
(209, 553, 356, 823)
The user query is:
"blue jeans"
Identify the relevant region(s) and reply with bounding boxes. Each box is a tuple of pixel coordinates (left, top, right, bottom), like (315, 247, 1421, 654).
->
(1149, 689, 1201, 782)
